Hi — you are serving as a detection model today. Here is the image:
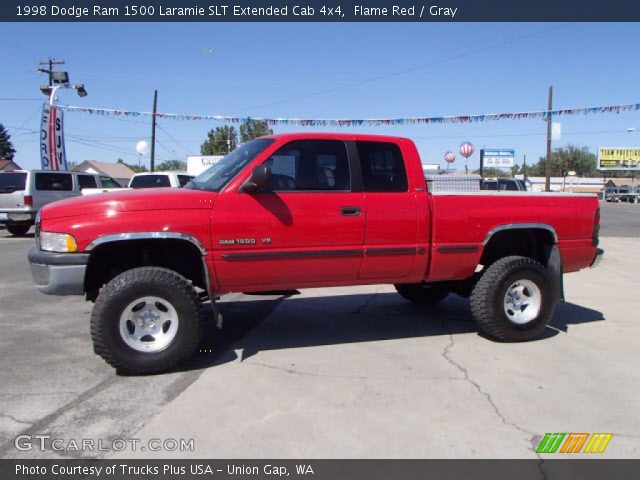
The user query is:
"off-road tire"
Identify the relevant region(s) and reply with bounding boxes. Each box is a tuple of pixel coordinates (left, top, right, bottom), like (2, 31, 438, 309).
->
(470, 256, 557, 342)
(6, 224, 30, 236)
(395, 282, 449, 305)
(91, 267, 204, 375)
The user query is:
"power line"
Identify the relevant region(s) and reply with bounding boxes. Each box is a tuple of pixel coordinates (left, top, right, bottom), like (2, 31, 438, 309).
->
(157, 124, 195, 155)
(237, 24, 570, 112)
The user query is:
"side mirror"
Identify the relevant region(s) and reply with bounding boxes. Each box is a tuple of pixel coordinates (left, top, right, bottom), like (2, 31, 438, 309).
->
(240, 165, 272, 193)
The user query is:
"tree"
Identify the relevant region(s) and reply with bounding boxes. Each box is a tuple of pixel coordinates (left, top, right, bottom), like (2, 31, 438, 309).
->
(117, 158, 148, 173)
(240, 119, 273, 142)
(156, 159, 187, 171)
(527, 145, 597, 177)
(200, 126, 238, 155)
(0, 123, 16, 161)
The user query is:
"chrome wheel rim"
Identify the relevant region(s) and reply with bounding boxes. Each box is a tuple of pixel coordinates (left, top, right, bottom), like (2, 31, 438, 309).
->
(119, 296, 179, 352)
(503, 279, 542, 325)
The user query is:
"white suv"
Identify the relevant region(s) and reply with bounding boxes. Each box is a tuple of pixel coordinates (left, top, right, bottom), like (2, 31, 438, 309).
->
(0, 170, 119, 236)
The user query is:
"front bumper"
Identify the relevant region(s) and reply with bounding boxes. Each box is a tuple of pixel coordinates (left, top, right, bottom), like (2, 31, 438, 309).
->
(590, 248, 604, 268)
(28, 247, 89, 295)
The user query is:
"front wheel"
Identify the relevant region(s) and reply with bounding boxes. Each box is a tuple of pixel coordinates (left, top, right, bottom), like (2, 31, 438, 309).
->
(470, 256, 557, 341)
(6, 224, 30, 236)
(91, 267, 204, 375)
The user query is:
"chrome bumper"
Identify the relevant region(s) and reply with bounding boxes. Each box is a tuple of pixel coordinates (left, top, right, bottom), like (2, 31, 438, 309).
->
(28, 247, 89, 295)
(590, 248, 604, 268)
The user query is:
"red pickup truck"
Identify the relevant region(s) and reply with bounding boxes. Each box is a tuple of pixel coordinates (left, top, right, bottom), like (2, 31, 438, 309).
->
(28, 133, 603, 374)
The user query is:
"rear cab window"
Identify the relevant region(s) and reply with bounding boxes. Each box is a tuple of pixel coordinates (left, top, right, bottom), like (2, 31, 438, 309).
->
(35, 172, 73, 191)
(0, 172, 27, 193)
(357, 141, 408, 192)
(130, 175, 171, 188)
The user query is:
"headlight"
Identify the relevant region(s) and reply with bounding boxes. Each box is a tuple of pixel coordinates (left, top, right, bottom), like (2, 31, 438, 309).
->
(40, 231, 78, 253)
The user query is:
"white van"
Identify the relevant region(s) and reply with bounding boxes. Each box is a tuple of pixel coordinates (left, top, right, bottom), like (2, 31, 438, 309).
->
(0, 170, 119, 236)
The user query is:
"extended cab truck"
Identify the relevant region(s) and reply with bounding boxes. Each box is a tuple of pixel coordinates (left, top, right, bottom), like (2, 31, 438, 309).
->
(27, 134, 604, 374)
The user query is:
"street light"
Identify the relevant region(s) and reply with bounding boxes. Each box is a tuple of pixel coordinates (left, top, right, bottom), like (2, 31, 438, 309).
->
(37, 68, 88, 105)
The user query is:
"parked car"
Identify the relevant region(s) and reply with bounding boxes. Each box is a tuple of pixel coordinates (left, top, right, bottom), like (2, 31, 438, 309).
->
(128, 171, 194, 188)
(604, 186, 632, 202)
(28, 133, 603, 374)
(0, 170, 119, 236)
(480, 178, 528, 191)
(82, 171, 195, 195)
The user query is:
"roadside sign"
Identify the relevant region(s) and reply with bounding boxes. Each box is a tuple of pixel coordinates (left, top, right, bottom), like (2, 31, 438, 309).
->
(483, 149, 515, 168)
(598, 147, 640, 171)
(40, 104, 67, 171)
(422, 163, 440, 171)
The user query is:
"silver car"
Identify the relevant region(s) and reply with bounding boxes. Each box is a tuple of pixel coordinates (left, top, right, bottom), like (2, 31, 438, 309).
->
(0, 170, 120, 236)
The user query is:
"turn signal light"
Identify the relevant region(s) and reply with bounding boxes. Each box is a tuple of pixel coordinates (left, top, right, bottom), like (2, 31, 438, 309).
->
(23, 195, 33, 206)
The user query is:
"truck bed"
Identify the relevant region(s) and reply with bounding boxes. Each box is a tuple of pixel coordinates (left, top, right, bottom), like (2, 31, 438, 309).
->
(427, 191, 599, 281)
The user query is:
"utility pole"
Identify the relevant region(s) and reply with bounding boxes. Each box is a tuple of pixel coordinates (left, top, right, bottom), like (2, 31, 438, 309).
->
(150, 90, 157, 172)
(479, 148, 485, 177)
(545, 86, 553, 192)
(39, 58, 65, 87)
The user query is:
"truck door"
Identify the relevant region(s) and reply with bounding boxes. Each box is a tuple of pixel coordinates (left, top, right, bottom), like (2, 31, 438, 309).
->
(356, 140, 422, 280)
(212, 139, 365, 290)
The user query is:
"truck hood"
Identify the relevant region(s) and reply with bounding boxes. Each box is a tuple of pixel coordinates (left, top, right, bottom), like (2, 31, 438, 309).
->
(41, 188, 217, 221)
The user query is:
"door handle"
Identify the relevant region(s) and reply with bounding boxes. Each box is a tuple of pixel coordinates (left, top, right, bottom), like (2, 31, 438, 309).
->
(340, 206, 361, 216)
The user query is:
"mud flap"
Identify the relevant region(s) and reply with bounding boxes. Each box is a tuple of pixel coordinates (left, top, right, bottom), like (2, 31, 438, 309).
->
(546, 245, 564, 302)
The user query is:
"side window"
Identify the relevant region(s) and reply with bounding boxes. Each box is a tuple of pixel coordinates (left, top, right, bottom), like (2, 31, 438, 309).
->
(264, 140, 350, 191)
(99, 176, 121, 188)
(78, 175, 98, 189)
(35, 173, 73, 191)
(178, 175, 194, 187)
(357, 141, 408, 192)
(498, 179, 518, 191)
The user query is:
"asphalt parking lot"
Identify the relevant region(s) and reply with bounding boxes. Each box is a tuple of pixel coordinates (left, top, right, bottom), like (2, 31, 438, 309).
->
(1, 201, 639, 459)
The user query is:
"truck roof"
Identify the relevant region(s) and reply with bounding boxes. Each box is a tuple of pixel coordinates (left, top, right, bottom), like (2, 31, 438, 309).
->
(261, 132, 410, 143)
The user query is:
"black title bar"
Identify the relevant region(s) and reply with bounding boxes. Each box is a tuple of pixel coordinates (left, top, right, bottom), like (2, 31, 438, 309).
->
(2, 460, 640, 480)
(2, 0, 640, 22)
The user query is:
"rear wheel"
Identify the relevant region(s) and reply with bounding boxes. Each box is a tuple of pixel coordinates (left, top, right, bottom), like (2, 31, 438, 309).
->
(6, 224, 30, 236)
(395, 282, 449, 305)
(470, 256, 557, 341)
(91, 267, 204, 375)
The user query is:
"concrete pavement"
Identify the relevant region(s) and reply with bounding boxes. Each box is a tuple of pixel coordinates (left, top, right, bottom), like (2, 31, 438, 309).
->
(115, 236, 640, 459)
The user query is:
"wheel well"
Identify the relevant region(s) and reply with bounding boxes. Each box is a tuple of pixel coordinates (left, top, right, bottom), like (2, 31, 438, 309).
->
(84, 239, 206, 301)
(479, 228, 555, 268)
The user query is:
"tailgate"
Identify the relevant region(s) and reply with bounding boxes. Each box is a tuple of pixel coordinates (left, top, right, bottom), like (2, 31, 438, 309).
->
(0, 172, 28, 211)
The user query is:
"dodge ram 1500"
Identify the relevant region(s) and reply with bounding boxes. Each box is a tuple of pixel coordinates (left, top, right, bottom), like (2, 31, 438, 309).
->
(28, 133, 603, 374)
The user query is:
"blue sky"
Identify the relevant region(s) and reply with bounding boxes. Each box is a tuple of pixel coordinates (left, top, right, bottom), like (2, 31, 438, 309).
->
(1, 22, 639, 171)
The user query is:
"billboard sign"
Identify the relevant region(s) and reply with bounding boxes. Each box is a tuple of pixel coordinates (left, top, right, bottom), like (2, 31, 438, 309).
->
(598, 147, 640, 171)
(186, 155, 224, 176)
(483, 149, 515, 168)
(40, 104, 67, 171)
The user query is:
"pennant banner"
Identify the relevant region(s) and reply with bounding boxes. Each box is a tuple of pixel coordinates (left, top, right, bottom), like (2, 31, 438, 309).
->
(57, 102, 640, 127)
(40, 103, 68, 170)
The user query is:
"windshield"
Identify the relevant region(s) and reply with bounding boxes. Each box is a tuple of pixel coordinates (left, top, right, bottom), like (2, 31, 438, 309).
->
(186, 138, 275, 192)
(0, 172, 27, 193)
